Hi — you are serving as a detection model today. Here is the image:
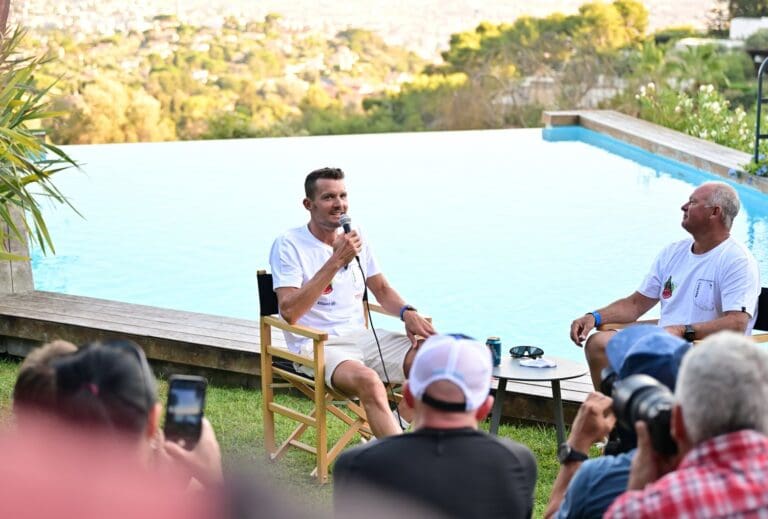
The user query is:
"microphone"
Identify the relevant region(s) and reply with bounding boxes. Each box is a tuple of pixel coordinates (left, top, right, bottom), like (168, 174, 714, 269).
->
(339, 214, 358, 270)
(339, 213, 352, 234)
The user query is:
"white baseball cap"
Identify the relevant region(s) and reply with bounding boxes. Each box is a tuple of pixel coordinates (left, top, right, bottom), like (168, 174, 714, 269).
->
(408, 334, 493, 412)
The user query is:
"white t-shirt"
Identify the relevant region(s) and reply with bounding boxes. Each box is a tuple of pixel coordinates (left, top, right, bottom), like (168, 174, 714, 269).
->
(638, 237, 760, 333)
(269, 224, 381, 352)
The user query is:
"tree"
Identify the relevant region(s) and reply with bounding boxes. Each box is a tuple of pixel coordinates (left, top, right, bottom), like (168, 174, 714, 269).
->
(729, 0, 768, 17)
(663, 44, 730, 91)
(707, 0, 730, 37)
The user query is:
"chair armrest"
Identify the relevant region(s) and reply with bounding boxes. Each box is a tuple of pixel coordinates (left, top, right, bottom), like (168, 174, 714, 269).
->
(598, 318, 659, 331)
(366, 302, 390, 316)
(365, 302, 432, 323)
(262, 315, 328, 341)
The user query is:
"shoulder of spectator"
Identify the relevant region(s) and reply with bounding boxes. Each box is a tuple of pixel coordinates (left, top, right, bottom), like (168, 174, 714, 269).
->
(493, 436, 537, 468)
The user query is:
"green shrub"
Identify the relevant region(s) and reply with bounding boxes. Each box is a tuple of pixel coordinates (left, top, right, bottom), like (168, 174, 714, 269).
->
(636, 83, 753, 151)
(741, 156, 768, 176)
(745, 29, 768, 51)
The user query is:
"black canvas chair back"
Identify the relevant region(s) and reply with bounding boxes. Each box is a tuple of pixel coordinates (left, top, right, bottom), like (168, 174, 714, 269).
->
(257, 271, 279, 317)
(755, 287, 768, 333)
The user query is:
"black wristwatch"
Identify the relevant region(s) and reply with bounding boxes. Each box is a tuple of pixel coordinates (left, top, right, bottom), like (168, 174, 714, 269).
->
(557, 442, 588, 464)
(684, 324, 696, 343)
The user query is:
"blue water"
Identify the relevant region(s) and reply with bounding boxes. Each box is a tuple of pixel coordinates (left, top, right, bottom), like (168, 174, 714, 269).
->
(33, 127, 768, 362)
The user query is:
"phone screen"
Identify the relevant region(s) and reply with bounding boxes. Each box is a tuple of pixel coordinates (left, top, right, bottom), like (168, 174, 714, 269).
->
(164, 375, 207, 449)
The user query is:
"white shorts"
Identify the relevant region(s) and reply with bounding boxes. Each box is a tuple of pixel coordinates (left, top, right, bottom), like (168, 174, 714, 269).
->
(297, 329, 412, 389)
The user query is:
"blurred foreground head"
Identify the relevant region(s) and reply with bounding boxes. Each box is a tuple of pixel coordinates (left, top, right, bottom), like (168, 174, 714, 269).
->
(53, 338, 159, 439)
(0, 415, 218, 519)
(13, 340, 77, 420)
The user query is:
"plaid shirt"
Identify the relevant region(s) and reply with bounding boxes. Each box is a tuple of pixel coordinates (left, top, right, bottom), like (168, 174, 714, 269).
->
(605, 430, 768, 518)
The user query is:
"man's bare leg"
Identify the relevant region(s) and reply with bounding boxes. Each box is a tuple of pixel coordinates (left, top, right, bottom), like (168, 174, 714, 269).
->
(584, 330, 617, 390)
(394, 343, 422, 425)
(331, 361, 400, 438)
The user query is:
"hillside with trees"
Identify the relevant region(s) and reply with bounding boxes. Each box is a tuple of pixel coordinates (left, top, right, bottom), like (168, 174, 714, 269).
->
(30, 14, 423, 143)
(24, 0, 767, 165)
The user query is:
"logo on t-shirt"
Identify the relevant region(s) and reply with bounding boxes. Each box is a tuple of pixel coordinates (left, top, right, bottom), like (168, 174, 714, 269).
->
(322, 283, 333, 295)
(662, 276, 675, 299)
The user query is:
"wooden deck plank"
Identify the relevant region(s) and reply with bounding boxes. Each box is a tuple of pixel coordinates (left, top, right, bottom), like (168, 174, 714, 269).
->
(0, 299, 264, 348)
(494, 376, 591, 403)
(9, 291, 264, 334)
(0, 305, 259, 351)
(0, 291, 287, 347)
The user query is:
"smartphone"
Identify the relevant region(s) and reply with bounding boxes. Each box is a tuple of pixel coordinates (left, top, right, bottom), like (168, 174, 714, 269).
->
(164, 374, 207, 450)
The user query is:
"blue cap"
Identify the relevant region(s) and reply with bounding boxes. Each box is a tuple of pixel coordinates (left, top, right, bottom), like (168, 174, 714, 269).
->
(606, 324, 690, 391)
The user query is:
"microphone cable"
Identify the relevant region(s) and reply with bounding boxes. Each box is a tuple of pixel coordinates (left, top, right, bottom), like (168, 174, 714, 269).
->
(340, 214, 405, 431)
(354, 256, 406, 432)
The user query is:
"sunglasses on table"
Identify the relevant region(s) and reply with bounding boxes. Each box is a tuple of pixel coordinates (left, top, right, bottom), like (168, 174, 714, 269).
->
(509, 345, 544, 359)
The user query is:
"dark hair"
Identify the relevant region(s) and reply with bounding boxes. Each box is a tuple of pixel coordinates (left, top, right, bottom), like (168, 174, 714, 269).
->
(13, 340, 78, 416)
(304, 167, 344, 199)
(53, 339, 157, 436)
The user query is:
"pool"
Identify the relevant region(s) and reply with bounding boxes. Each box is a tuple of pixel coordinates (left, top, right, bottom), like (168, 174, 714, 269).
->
(33, 127, 768, 362)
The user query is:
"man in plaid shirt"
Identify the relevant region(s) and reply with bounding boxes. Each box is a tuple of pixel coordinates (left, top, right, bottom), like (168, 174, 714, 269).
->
(605, 332, 768, 518)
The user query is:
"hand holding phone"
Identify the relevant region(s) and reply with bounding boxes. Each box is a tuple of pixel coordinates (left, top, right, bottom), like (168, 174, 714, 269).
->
(164, 375, 207, 450)
(162, 417, 223, 486)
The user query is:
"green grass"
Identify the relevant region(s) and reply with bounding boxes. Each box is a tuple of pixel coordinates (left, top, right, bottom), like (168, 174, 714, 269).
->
(0, 355, 561, 518)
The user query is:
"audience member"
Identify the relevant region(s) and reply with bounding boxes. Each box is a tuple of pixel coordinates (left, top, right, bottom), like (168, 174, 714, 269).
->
(605, 331, 768, 517)
(568, 181, 760, 388)
(13, 339, 77, 422)
(545, 325, 689, 518)
(53, 338, 223, 487)
(334, 334, 536, 519)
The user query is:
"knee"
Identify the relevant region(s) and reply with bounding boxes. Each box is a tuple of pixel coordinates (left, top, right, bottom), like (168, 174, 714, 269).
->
(584, 333, 607, 362)
(354, 368, 386, 400)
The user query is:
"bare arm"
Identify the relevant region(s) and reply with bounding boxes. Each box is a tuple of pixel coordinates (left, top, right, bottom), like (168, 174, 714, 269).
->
(664, 310, 750, 341)
(276, 232, 360, 324)
(366, 273, 435, 345)
(570, 292, 658, 345)
(544, 392, 616, 519)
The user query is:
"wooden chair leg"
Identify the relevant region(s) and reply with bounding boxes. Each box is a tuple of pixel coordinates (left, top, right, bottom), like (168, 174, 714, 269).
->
(314, 338, 329, 483)
(260, 320, 276, 458)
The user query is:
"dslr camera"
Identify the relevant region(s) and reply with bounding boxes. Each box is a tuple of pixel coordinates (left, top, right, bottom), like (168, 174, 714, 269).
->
(611, 374, 678, 456)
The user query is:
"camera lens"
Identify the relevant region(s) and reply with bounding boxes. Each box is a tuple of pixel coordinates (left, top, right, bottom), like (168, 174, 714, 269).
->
(612, 374, 678, 456)
(599, 367, 617, 397)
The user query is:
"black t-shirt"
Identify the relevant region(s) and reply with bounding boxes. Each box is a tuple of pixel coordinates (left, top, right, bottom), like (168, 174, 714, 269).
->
(333, 427, 537, 519)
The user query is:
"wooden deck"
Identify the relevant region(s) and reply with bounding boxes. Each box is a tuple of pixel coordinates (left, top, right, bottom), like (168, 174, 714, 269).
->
(543, 109, 768, 195)
(0, 290, 267, 376)
(0, 290, 590, 426)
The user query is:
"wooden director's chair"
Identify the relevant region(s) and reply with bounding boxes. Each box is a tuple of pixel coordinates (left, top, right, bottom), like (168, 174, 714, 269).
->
(257, 269, 402, 483)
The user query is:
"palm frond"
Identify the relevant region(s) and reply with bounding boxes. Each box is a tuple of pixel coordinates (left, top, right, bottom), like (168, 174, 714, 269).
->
(0, 26, 79, 259)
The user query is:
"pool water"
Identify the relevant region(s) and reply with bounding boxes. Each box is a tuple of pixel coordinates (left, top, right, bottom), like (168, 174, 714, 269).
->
(33, 127, 768, 361)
